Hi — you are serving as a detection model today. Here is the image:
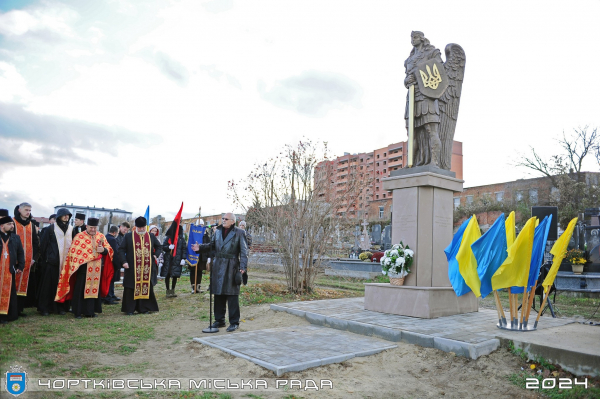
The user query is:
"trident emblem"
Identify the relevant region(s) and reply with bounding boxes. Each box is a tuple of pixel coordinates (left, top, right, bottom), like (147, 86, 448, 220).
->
(419, 63, 442, 89)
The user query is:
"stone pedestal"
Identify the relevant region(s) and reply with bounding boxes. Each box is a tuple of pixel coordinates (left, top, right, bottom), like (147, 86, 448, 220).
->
(364, 284, 478, 318)
(363, 169, 478, 318)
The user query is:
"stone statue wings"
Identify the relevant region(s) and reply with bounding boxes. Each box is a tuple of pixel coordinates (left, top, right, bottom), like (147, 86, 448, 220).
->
(438, 43, 466, 170)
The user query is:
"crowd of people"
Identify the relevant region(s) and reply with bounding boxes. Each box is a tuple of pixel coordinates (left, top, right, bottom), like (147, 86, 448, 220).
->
(0, 203, 250, 332)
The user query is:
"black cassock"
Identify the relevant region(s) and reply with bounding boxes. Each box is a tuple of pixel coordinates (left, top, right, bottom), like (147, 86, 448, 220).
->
(118, 232, 163, 314)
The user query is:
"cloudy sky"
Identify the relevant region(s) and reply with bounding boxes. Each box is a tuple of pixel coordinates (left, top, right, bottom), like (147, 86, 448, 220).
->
(1, 0, 599, 220)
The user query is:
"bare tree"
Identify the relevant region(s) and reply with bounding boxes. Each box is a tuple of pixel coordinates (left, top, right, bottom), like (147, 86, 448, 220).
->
(229, 140, 365, 293)
(516, 126, 600, 227)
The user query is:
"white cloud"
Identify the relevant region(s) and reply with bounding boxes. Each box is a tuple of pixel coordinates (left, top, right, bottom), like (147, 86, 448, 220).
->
(0, 6, 77, 37)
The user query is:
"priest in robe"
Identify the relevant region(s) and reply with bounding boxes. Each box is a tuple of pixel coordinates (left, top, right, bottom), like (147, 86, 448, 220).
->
(0, 209, 25, 324)
(119, 216, 162, 315)
(55, 218, 114, 319)
(37, 208, 73, 316)
(13, 202, 40, 315)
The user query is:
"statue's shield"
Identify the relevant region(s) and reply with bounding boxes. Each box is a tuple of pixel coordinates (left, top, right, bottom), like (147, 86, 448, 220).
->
(414, 59, 449, 99)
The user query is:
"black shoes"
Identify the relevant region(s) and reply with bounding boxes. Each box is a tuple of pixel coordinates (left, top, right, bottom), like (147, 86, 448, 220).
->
(18, 312, 27, 317)
(226, 324, 239, 332)
(0, 320, 7, 325)
(59, 311, 66, 315)
(113, 297, 121, 301)
(103, 300, 117, 305)
(211, 321, 226, 328)
(41, 312, 49, 316)
(75, 315, 82, 319)
(126, 312, 134, 316)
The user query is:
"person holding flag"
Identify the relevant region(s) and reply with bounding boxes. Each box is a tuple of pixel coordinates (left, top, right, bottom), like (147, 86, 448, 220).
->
(161, 203, 187, 298)
(118, 217, 163, 315)
(187, 219, 211, 294)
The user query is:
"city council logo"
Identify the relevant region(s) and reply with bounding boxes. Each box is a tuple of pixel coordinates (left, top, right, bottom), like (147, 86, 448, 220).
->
(5, 365, 27, 397)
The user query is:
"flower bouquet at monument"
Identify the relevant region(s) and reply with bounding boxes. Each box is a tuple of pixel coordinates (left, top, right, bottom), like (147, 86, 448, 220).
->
(565, 248, 587, 274)
(380, 243, 414, 286)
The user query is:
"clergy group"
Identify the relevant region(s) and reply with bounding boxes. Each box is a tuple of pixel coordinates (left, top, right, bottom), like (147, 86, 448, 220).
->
(0, 204, 163, 323)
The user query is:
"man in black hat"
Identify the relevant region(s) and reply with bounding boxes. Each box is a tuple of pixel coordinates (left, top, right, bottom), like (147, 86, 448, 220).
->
(72, 213, 86, 239)
(37, 208, 73, 316)
(55, 217, 115, 319)
(0, 209, 25, 324)
(118, 216, 162, 315)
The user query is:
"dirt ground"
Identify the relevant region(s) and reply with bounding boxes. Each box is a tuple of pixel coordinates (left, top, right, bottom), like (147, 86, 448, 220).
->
(70, 298, 541, 399)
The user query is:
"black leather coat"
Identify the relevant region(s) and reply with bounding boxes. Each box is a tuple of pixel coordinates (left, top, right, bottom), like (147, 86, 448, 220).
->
(196, 226, 248, 296)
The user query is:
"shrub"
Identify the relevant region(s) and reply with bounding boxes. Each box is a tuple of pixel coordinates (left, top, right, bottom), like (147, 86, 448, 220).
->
(359, 251, 373, 262)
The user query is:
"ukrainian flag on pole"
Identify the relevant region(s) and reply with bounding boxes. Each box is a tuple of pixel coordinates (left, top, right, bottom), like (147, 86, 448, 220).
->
(144, 206, 150, 231)
(491, 217, 536, 290)
(445, 216, 472, 296)
(471, 213, 508, 299)
(511, 215, 552, 294)
(542, 217, 578, 293)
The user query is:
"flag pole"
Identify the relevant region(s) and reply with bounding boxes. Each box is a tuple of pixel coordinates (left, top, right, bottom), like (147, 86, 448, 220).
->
(493, 291, 507, 326)
(523, 280, 538, 328)
(534, 289, 550, 329)
(520, 290, 529, 329)
(507, 288, 514, 328)
(193, 206, 201, 294)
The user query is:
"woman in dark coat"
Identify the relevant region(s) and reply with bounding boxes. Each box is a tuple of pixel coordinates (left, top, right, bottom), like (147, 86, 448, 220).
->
(160, 224, 188, 298)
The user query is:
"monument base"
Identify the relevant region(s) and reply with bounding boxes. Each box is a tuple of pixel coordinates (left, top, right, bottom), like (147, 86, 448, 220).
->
(364, 283, 478, 319)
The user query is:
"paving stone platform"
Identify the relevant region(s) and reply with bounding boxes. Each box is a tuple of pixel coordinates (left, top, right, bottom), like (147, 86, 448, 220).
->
(193, 325, 396, 376)
(271, 297, 575, 360)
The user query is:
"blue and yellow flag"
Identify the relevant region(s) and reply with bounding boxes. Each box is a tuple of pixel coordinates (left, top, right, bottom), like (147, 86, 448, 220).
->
(445, 216, 472, 296)
(187, 224, 206, 266)
(492, 217, 536, 290)
(456, 216, 482, 297)
(542, 217, 578, 293)
(445, 216, 478, 297)
(512, 215, 552, 294)
(144, 206, 150, 231)
(471, 213, 508, 299)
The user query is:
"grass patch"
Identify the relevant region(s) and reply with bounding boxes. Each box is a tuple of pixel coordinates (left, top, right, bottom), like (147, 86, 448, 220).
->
(480, 290, 600, 323)
(239, 282, 359, 306)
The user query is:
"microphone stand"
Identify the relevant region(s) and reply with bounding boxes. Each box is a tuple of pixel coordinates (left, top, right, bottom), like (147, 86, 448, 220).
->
(202, 259, 218, 333)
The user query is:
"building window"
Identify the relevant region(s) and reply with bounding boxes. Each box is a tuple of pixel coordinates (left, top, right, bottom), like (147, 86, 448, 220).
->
(376, 195, 379, 199)
(551, 187, 560, 201)
(529, 189, 538, 204)
(453, 197, 460, 209)
(383, 194, 386, 198)
(376, 162, 379, 166)
(383, 153, 386, 157)
(383, 161, 386, 165)
(377, 154, 380, 159)
(495, 191, 504, 202)
(466, 195, 473, 204)
(376, 178, 379, 183)
(379, 206, 384, 219)
(516, 191, 523, 202)
(383, 168, 386, 173)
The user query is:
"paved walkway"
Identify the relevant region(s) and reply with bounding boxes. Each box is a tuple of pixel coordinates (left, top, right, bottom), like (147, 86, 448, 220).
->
(271, 297, 599, 376)
(193, 297, 599, 377)
(193, 325, 396, 376)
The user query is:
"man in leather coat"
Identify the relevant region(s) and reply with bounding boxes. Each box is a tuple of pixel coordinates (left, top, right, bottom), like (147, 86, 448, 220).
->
(192, 212, 247, 332)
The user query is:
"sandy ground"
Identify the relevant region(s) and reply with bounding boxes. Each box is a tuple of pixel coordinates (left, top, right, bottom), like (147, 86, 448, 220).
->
(57, 299, 541, 399)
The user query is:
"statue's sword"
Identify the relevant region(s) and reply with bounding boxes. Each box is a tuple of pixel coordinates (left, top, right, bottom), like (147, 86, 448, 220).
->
(407, 84, 415, 167)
